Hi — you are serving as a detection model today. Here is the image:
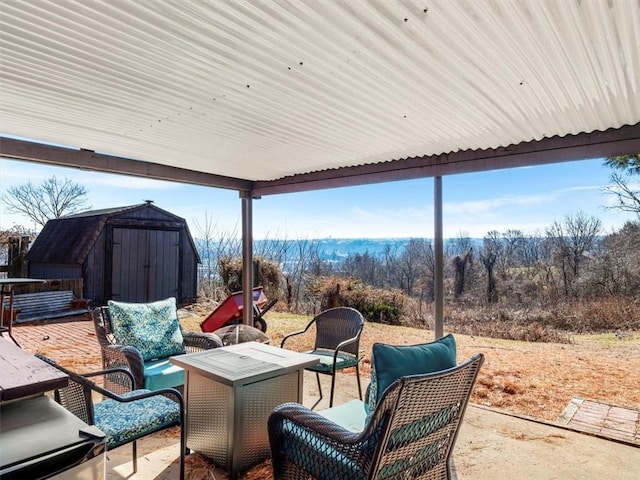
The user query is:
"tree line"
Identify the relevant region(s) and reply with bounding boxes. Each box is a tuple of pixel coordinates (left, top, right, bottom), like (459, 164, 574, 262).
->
(2, 155, 639, 327)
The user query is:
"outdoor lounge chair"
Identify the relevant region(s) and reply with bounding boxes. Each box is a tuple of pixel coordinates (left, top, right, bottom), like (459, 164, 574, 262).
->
(280, 306, 364, 409)
(37, 355, 186, 480)
(268, 352, 484, 480)
(92, 297, 223, 391)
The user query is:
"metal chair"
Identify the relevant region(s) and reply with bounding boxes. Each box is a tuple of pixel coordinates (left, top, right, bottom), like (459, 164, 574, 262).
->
(268, 353, 484, 480)
(92, 305, 222, 390)
(37, 355, 186, 480)
(280, 307, 364, 409)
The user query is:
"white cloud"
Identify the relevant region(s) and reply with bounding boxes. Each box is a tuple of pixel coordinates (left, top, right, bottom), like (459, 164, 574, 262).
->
(444, 192, 556, 216)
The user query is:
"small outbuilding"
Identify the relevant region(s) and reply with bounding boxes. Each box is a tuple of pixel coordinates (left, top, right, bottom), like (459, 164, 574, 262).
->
(27, 202, 201, 306)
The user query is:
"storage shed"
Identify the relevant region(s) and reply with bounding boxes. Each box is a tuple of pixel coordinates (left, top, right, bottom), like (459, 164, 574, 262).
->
(26, 202, 201, 306)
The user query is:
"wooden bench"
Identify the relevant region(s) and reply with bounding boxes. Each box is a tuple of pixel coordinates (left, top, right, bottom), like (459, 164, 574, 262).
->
(2, 291, 90, 323)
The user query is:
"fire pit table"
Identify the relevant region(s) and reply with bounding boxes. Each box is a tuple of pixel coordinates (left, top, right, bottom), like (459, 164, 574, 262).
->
(170, 342, 318, 479)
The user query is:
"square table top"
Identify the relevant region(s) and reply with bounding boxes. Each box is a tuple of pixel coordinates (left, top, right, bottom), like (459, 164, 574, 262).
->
(170, 341, 319, 387)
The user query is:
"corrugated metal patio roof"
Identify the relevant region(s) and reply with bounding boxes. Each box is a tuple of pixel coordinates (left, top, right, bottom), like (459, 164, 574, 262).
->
(1, 0, 639, 195)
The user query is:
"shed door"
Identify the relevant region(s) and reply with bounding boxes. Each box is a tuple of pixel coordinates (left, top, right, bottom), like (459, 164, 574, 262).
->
(111, 228, 180, 303)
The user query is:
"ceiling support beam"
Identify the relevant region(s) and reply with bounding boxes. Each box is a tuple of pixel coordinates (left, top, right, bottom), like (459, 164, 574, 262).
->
(0, 136, 252, 192)
(251, 124, 640, 196)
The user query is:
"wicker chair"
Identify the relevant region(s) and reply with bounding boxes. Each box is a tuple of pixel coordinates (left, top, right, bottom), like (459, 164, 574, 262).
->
(36, 355, 186, 480)
(280, 307, 364, 409)
(92, 305, 222, 390)
(268, 353, 484, 480)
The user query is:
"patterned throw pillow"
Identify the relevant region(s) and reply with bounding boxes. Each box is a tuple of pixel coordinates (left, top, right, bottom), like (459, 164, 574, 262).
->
(365, 334, 457, 419)
(108, 297, 186, 361)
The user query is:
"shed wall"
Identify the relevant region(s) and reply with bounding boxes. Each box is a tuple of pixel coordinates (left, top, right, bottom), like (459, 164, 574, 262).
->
(83, 228, 107, 304)
(28, 262, 82, 280)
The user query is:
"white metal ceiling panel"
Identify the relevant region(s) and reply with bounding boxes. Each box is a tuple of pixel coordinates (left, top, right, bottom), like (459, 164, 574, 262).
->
(1, 0, 639, 182)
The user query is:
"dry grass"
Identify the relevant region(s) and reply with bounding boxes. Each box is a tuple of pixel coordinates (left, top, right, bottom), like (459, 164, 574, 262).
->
(37, 305, 640, 422)
(182, 308, 640, 422)
(178, 307, 640, 479)
(31, 306, 638, 480)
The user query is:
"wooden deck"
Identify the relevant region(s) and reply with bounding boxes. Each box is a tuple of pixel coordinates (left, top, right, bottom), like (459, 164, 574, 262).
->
(557, 396, 639, 446)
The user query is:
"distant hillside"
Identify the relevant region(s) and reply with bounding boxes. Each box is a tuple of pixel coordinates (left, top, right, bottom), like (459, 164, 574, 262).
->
(308, 238, 411, 260)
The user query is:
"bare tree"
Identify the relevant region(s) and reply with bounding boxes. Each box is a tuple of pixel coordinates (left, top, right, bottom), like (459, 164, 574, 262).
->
(546, 212, 602, 296)
(193, 211, 223, 299)
(452, 248, 473, 298)
(447, 232, 474, 298)
(603, 154, 640, 218)
(3, 176, 89, 227)
(480, 233, 501, 303)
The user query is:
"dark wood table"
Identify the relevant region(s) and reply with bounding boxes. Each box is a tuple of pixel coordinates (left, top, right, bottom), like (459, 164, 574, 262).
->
(0, 337, 68, 402)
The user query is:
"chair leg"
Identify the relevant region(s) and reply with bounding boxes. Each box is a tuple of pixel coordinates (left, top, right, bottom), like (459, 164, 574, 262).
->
(310, 372, 324, 410)
(132, 440, 137, 473)
(179, 422, 186, 480)
(329, 369, 337, 408)
(355, 363, 363, 400)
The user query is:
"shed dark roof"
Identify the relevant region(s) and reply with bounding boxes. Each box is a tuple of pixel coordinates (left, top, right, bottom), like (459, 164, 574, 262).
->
(26, 203, 189, 264)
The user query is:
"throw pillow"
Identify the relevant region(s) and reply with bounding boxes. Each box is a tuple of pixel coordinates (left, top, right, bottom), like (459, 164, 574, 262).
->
(365, 334, 457, 416)
(108, 297, 186, 361)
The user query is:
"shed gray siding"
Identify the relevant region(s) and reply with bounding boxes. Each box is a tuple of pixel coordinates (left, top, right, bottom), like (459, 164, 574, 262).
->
(83, 228, 106, 304)
(110, 227, 180, 303)
(28, 263, 82, 279)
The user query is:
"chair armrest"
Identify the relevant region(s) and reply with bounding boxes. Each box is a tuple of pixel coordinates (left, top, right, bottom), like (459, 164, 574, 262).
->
(183, 331, 223, 351)
(334, 335, 361, 354)
(280, 319, 315, 348)
(269, 402, 371, 480)
(83, 366, 135, 379)
(92, 383, 183, 407)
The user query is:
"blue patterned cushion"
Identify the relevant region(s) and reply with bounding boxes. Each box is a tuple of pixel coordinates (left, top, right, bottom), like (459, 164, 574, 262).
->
(365, 334, 457, 419)
(108, 298, 185, 361)
(94, 390, 180, 448)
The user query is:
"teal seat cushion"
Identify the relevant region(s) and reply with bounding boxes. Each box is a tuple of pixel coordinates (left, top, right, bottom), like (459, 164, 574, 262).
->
(143, 358, 185, 390)
(305, 349, 359, 373)
(94, 390, 180, 448)
(318, 399, 367, 433)
(366, 334, 457, 417)
(108, 297, 186, 361)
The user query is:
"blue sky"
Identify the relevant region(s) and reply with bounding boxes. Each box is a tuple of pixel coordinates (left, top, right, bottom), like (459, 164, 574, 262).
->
(0, 157, 635, 239)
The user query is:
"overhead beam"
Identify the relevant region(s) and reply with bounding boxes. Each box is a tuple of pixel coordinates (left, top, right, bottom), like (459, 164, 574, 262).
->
(0, 137, 252, 192)
(251, 123, 640, 196)
(4, 123, 639, 197)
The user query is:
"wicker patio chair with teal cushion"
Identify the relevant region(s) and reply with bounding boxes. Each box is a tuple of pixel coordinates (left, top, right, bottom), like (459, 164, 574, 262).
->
(365, 333, 457, 420)
(268, 338, 484, 480)
(92, 297, 223, 391)
(36, 355, 186, 480)
(280, 306, 365, 409)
